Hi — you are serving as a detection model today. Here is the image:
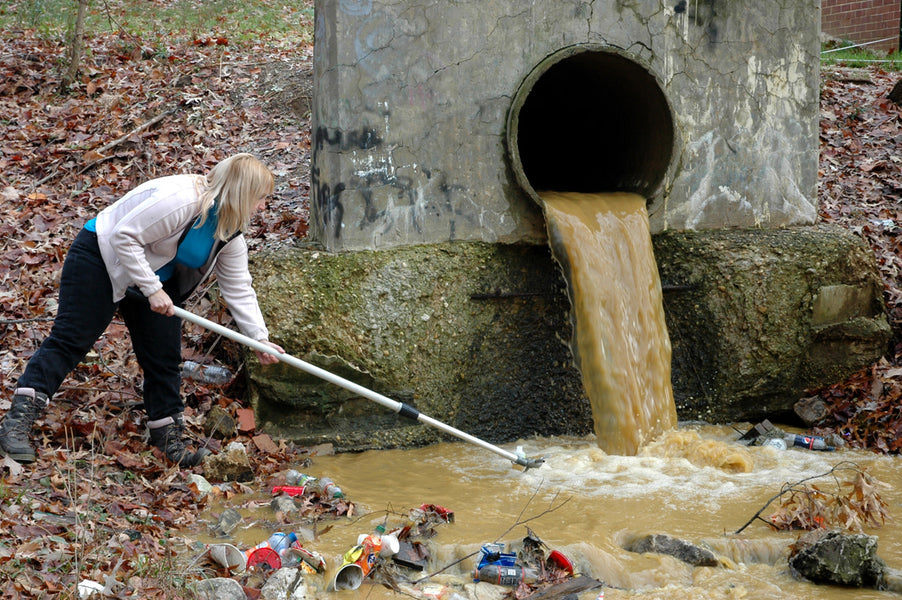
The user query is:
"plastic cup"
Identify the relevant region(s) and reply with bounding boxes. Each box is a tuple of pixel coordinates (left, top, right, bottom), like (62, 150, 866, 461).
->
(208, 543, 246, 573)
(380, 534, 400, 557)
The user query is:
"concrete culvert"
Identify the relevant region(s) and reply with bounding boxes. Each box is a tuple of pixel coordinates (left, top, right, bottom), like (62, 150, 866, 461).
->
(507, 45, 675, 203)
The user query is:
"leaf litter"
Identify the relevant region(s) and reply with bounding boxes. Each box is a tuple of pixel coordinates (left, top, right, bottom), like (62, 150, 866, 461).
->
(1, 8, 902, 598)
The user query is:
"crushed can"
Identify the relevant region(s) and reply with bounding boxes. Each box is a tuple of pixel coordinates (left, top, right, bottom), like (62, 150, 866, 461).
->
(282, 545, 327, 573)
(332, 534, 382, 591)
(271, 485, 307, 497)
(475, 564, 538, 586)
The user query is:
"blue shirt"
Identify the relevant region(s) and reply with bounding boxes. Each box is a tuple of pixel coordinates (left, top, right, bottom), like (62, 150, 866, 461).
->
(85, 207, 219, 282)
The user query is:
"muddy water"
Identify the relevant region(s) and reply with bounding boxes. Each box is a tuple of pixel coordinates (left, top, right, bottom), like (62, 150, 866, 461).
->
(540, 191, 676, 455)
(205, 427, 902, 599)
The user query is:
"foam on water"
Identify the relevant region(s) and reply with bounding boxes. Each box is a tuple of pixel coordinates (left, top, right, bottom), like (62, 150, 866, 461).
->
(453, 425, 865, 506)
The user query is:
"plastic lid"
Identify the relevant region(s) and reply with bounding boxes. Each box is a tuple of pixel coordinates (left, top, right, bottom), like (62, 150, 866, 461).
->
(246, 546, 281, 571)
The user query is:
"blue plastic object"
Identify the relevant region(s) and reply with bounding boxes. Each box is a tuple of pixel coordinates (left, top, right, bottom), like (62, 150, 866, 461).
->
(474, 543, 518, 581)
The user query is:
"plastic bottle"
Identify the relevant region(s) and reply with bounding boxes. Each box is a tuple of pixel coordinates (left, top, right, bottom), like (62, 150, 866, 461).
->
(783, 433, 834, 451)
(373, 524, 400, 557)
(762, 438, 787, 451)
(314, 477, 344, 498)
(285, 470, 313, 487)
(267, 532, 298, 553)
(476, 564, 539, 586)
(180, 361, 232, 385)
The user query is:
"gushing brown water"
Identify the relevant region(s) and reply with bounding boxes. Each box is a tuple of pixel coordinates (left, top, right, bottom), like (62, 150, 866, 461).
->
(540, 191, 677, 455)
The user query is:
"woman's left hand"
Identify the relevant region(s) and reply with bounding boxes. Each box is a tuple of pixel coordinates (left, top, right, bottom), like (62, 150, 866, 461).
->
(255, 340, 285, 365)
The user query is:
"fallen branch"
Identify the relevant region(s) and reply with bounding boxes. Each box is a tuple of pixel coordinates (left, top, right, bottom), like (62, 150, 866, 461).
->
(0, 317, 55, 324)
(734, 461, 877, 534)
(31, 104, 181, 189)
(92, 105, 180, 158)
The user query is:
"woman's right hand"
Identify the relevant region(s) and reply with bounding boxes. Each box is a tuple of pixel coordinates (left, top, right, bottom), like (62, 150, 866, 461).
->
(148, 289, 175, 316)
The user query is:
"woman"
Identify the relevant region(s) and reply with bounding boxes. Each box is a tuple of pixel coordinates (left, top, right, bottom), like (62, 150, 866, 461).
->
(0, 154, 284, 466)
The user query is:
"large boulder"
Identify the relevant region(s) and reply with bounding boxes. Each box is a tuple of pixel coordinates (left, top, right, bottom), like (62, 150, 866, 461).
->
(246, 225, 889, 450)
(789, 530, 886, 588)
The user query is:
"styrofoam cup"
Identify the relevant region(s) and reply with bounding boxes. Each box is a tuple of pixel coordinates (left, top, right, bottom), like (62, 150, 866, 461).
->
(208, 543, 246, 573)
(380, 534, 400, 557)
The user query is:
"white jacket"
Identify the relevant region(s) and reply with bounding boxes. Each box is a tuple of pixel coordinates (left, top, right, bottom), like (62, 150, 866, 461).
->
(94, 174, 269, 341)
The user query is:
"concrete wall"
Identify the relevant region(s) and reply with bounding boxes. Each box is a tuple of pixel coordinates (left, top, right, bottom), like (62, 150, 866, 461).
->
(822, 0, 901, 52)
(312, 0, 821, 251)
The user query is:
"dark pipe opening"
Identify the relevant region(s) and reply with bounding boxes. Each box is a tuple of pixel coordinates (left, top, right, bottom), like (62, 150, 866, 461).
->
(508, 46, 675, 202)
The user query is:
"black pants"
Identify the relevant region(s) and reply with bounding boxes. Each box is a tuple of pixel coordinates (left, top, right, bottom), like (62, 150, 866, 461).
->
(17, 228, 184, 420)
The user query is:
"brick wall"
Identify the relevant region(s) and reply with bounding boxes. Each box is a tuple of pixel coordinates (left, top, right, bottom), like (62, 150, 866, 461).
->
(822, 0, 901, 52)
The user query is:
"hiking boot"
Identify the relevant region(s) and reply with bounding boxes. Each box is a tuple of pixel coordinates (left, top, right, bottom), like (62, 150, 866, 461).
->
(147, 414, 211, 467)
(0, 387, 49, 464)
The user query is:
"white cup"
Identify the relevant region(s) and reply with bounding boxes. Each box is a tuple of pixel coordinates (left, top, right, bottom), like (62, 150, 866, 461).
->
(380, 533, 400, 557)
(208, 543, 246, 573)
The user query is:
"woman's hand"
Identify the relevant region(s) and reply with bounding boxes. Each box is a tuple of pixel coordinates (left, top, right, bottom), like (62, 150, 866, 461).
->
(255, 340, 285, 365)
(148, 289, 175, 316)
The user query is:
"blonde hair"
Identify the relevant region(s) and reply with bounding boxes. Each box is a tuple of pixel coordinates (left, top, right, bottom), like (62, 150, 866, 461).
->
(196, 153, 274, 241)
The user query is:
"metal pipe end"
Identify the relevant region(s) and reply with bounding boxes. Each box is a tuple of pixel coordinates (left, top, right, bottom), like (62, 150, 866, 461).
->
(515, 456, 546, 470)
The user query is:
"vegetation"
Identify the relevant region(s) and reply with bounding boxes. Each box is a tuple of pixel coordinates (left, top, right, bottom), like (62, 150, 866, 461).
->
(0, 0, 314, 46)
(736, 463, 891, 533)
(821, 40, 902, 70)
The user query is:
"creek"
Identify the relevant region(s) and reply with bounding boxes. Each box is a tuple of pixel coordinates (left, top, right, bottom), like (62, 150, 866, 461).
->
(203, 427, 902, 599)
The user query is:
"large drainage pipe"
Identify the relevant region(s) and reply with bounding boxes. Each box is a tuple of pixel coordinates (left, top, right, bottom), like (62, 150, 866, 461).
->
(507, 45, 675, 203)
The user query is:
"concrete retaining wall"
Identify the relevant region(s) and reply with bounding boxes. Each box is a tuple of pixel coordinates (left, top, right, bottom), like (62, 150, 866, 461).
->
(312, 0, 820, 251)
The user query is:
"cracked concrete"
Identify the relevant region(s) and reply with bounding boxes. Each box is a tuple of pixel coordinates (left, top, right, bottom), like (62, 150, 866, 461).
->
(312, 0, 819, 250)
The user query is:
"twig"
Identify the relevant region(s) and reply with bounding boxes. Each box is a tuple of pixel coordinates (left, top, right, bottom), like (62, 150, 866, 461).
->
(91, 105, 181, 158)
(0, 317, 55, 324)
(31, 104, 181, 189)
(413, 481, 570, 584)
(733, 461, 863, 534)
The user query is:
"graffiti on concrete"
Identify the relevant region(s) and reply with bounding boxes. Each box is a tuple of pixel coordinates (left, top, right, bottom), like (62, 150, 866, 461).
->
(314, 126, 383, 153)
(312, 120, 476, 246)
(311, 165, 345, 241)
(672, 0, 719, 44)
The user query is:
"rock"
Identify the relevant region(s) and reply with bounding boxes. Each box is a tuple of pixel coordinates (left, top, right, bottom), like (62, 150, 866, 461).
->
(271, 496, 298, 516)
(789, 530, 886, 587)
(623, 534, 719, 567)
(883, 567, 902, 594)
(827, 67, 874, 83)
(823, 432, 846, 449)
(794, 396, 828, 426)
(192, 577, 246, 600)
(260, 568, 308, 599)
(203, 443, 254, 483)
(186, 473, 212, 499)
(203, 405, 237, 439)
(888, 78, 902, 106)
